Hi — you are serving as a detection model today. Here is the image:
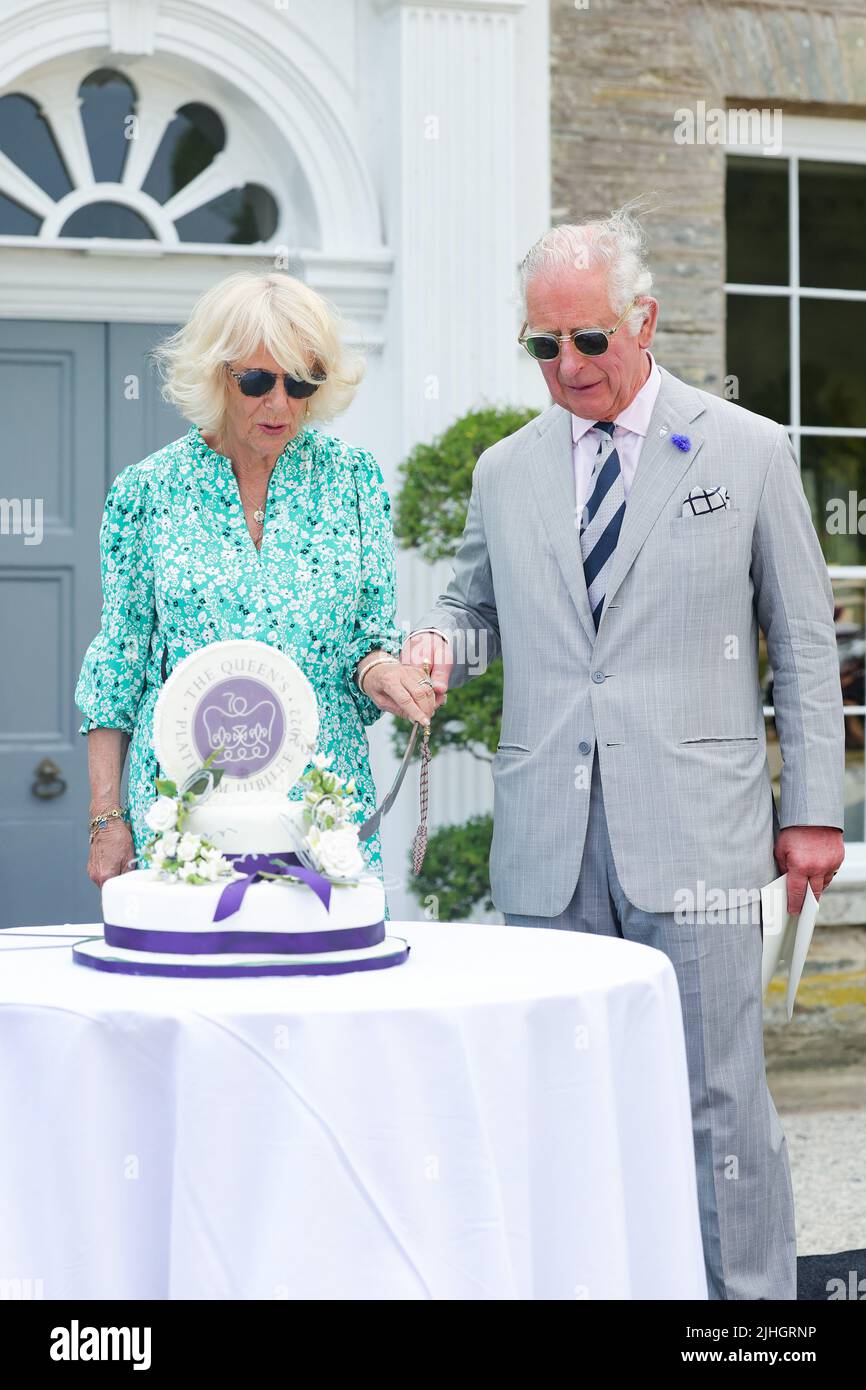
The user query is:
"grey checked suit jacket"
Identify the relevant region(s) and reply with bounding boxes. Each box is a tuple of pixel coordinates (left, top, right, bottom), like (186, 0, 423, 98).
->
(413, 365, 845, 917)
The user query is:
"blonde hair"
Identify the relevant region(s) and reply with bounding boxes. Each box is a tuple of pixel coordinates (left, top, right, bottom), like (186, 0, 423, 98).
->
(151, 271, 365, 430)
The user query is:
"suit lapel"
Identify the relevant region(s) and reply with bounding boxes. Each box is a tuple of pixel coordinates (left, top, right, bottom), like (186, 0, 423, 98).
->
(527, 367, 708, 641)
(603, 372, 707, 613)
(527, 405, 597, 646)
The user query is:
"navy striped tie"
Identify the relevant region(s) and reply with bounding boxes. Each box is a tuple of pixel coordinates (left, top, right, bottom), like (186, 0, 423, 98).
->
(579, 421, 626, 631)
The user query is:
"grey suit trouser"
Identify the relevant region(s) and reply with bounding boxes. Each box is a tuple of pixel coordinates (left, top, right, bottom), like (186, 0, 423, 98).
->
(504, 752, 797, 1301)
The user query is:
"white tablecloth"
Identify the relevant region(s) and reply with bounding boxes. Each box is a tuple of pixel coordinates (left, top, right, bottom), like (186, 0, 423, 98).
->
(0, 921, 708, 1300)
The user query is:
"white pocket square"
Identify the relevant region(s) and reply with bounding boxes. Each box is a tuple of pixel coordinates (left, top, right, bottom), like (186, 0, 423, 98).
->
(681, 485, 730, 517)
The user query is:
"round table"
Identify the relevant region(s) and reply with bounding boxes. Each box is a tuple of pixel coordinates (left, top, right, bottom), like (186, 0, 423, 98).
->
(0, 921, 708, 1300)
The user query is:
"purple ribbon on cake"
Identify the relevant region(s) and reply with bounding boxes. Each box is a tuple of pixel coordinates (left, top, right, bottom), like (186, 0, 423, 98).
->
(214, 852, 332, 920)
(102, 920, 386, 955)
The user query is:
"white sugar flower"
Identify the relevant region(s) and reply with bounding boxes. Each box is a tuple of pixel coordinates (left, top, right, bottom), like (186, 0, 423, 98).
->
(313, 826, 365, 880)
(178, 861, 200, 882)
(147, 841, 167, 870)
(145, 796, 178, 833)
(161, 830, 179, 857)
(199, 852, 225, 880)
(176, 832, 202, 862)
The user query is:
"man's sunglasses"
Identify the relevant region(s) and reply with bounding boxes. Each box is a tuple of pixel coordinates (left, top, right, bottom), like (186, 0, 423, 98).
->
(518, 299, 637, 360)
(226, 364, 326, 399)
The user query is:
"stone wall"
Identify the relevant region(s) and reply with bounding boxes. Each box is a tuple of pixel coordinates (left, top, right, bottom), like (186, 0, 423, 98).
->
(550, 0, 866, 391)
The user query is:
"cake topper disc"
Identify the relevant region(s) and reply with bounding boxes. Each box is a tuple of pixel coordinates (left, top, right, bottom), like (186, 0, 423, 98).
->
(154, 640, 319, 800)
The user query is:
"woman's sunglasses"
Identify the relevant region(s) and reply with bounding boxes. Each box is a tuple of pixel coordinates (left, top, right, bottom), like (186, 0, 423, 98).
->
(518, 299, 637, 360)
(227, 364, 326, 399)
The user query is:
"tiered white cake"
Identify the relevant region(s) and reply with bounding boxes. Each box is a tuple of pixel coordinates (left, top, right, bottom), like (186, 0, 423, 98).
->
(73, 641, 409, 978)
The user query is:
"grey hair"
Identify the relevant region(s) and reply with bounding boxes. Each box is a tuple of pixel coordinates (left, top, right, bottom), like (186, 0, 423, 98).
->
(519, 205, 654, 333)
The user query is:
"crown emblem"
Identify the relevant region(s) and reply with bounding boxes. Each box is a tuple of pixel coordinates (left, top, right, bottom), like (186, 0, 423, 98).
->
(201, 690, 277, 764)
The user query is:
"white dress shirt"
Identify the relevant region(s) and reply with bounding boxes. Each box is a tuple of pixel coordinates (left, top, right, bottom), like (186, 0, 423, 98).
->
(572, 349, 661, 517)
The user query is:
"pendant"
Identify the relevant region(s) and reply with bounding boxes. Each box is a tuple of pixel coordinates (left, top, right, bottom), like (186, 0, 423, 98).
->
(253, 508, 265, 524)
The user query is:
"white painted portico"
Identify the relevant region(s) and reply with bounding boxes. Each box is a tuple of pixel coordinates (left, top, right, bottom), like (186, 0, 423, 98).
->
(0, 0, 550, 920)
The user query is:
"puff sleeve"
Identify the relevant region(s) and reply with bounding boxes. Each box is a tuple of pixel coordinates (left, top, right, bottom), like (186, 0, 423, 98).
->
(75, 463, 157, 736)
(343, 448, 404, 727)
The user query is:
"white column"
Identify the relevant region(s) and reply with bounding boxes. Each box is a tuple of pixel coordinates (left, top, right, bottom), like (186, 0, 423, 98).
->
(377, 0, 528, 440)
(369, 0, 548, 918)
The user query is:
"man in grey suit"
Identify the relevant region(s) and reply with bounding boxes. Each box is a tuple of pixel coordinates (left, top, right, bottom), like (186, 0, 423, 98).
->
(402, 210, 845, 1300)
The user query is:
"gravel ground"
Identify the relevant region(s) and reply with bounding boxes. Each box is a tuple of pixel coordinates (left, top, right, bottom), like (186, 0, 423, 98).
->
(783, 1110, 866, 1255)
(764, 926, 866, 1255)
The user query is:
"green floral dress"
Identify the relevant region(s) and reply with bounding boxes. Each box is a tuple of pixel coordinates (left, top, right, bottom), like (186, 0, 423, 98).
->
(75, 424, 404, 917)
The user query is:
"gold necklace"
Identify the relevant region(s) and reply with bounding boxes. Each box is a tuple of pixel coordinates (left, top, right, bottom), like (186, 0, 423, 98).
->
(237, 483, 266, 526)
(232, 471, 269, 527)
(213, 437, 272, 531)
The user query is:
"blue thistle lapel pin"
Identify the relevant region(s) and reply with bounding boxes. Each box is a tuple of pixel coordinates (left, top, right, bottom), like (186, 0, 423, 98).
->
(671, 434, 691, 452)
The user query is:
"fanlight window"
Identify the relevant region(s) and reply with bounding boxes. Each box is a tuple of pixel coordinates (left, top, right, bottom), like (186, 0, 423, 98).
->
(60, 204, 157, 239)
(141, 102, 226, 203)
(80, 68, 136, 184)
(0, 67, 280, 244)
(0, 94, 72, 206)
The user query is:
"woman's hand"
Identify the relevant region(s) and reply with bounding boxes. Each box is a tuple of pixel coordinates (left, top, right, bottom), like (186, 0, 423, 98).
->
(87, 819, 136, 888)
(361, 660, 438, 726)
(85, 727, 133, 887)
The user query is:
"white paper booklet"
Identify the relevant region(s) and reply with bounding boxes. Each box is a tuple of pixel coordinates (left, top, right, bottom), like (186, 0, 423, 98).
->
(760, 873, 820, 1021)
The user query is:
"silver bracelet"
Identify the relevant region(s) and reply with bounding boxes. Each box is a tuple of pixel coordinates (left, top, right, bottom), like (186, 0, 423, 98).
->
(357, 654, 399, 695)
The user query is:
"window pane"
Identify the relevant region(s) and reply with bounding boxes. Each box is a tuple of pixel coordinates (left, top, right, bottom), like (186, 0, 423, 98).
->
(0, 94, 72, 199)
(726, 156, 788, 285)
(726, 294, 789, 423)
(142, 103, 225, 204)
(835, 578, 865, 707)
(79, 69, 136, 184)
(800, 298, 866, 428)
(59, 203, 155, 238)
(834, 585, 866, 842)
(843, 739, 864, 841)
(800, 436, 866, 565)
(800, 159, 866, 292)
(174, 184, 278, 244)
(0, 191, 40, 235)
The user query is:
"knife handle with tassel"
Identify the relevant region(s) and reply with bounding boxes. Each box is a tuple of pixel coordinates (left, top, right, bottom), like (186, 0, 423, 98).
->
(358, 662, 432, 876)
(411, 665, 432, 875)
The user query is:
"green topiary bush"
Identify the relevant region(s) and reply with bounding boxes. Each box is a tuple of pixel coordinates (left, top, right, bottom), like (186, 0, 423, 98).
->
(394, 405, 540, 563)
(392, 404, 539, 918)
(410, 813, 497, 922)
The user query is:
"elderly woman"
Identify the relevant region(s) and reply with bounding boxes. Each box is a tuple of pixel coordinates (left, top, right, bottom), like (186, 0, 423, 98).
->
(76, 271, 436, 910)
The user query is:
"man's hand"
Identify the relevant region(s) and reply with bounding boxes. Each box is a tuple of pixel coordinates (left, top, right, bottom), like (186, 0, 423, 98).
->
(774, 825, 844, 914)
(400, 632, 452, 709)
